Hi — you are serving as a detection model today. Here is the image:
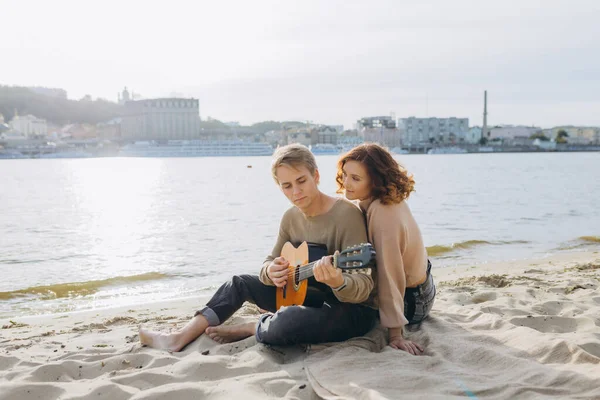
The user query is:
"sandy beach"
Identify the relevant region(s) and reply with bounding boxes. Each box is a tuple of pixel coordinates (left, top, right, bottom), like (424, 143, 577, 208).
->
(1, 250, 599, 399)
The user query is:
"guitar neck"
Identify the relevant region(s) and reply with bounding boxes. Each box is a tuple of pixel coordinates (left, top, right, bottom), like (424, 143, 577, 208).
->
(296, 261, 318, 282)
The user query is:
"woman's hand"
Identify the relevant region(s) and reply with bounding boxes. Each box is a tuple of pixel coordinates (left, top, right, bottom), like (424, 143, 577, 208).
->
(313, 255, 344, 288)
(389, 336, 424, 355)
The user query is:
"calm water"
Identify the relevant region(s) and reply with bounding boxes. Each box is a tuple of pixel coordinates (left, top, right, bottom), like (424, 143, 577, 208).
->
(1, 153, 599, 317)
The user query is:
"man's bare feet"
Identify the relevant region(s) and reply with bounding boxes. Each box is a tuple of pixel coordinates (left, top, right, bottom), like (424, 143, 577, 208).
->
(139, 326, 185, 352)
(205, 322, 257, 344)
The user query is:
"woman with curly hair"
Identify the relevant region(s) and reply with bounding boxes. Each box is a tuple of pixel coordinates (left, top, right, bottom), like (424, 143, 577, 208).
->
(336, 143, 435, 355)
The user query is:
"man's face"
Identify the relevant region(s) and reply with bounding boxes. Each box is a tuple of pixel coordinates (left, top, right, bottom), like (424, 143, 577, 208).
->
(275, 164, 320, 213)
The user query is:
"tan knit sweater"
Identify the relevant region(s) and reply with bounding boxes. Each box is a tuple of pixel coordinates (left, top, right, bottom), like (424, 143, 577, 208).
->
(359, 198, 428, 328)
(259, 198, 375, 306)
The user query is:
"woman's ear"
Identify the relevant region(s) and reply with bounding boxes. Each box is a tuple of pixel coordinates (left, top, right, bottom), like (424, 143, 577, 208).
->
(314, 169, 320, 185)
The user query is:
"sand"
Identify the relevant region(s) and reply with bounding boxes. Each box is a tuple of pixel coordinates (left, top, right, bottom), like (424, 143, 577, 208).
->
(1, 250, 599, 399)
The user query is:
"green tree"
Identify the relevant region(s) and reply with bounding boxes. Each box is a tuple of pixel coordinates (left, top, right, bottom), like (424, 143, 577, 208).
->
(556, 129, 569, 144)
(529, 132, 549, 141)
(479, 137, 488, 145)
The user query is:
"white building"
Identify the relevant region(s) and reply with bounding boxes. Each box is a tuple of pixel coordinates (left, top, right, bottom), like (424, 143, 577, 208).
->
(121, 98, 201, 140)
(488, 126, 541, 140)
(548, 126, 600, 144)
(465, 127, 482, 144)
(9, 114, 48, 137)
(398, 117, 469, 145)
(359, 116, 403, 148)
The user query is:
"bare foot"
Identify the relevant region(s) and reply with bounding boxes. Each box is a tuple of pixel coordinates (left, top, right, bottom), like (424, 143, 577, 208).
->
(139, 326, 184, 352)
(205, 322, 256, 344)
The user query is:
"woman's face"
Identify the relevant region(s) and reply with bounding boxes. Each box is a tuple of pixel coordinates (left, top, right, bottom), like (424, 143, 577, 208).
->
(341, 160, 372, 201)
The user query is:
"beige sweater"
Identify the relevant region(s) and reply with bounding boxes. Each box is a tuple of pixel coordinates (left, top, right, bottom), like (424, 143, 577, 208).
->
(259, 198, 375, 306)
(359, 198, 428, 328)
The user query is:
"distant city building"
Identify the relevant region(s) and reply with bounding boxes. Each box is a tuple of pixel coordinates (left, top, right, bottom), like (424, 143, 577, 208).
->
(488, 125, 541, 140)
(466, 127, 482, 144)
(97, 118, 122, 140)
(9, 114, 48, 137)
(286, 128, 312, 147)
(359, 116, 403, 148)
(548, 126, 600, 144)
(338, 133, 364, 151)
(312, 125, 338, 145)
(27, 87, 67, 99)
(118, 87, 132, 105)
(398, 117, 469, 145)
(121, 98, 201, 140)
(331, 125, 344, 133)
(61, 123, 96, 139)
(225, 121, 240, 127)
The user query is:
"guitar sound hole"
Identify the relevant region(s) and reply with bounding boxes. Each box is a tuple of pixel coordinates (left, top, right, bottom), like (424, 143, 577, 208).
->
(294, 265, 300, 286)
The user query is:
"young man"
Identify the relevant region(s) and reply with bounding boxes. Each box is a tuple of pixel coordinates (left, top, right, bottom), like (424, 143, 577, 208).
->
(139, 144, 377, 351)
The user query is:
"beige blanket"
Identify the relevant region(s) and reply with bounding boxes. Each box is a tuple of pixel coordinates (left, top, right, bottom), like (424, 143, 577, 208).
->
(305, 262, 600, 399)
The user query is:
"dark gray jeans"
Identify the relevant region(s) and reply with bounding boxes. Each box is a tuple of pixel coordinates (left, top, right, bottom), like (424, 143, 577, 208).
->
(404, 260, 436, 324)
(196, 274, 378, 346)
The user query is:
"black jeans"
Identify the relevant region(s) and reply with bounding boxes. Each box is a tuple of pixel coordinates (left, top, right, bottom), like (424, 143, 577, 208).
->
(196, 274, 378, 346)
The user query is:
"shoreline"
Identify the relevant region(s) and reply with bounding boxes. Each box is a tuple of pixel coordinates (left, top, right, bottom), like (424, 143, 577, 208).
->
(2, 248, 598, 322)
(1, 250, 599, 399)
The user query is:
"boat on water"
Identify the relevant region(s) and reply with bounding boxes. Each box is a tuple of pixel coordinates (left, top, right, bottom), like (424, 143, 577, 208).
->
(119, 140, 274, 157)
(310, 143, 340, 155)
(39, 150, 94, 159)
(390, 147, 410, 155)
(427, 147, 468, 155)
(0, 149, 27, 159)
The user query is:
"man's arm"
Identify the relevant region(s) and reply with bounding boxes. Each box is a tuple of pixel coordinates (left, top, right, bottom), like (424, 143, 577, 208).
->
(331, 203, 374, 303)
(259, 214, 291, 286)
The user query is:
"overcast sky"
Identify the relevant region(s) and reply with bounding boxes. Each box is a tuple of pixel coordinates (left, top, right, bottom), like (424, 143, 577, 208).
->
(1, 0, 599, 128)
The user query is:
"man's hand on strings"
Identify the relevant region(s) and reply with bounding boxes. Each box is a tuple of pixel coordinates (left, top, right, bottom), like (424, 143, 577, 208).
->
(267, 257, 290, 287)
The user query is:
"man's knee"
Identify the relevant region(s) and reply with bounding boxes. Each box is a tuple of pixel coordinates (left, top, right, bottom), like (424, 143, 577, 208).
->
(228, 274, 258, 289)
(256, 306, 320, 345)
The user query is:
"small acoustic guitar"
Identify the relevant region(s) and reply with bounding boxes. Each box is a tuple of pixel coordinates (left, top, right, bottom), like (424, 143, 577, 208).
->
(276, 241, 375, 310)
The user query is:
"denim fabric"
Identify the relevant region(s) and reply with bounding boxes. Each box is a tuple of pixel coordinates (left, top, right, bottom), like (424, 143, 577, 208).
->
(404, 260, 436, 325)
(195, 273, 377, 345)
(256, 301, 377, 346)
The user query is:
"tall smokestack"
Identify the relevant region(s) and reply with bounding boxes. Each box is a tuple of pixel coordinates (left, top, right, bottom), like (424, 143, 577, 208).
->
(482, 90, 488, 140)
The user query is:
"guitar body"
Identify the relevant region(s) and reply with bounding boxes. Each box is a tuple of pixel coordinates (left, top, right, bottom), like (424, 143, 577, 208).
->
(276, 242, 309, 310)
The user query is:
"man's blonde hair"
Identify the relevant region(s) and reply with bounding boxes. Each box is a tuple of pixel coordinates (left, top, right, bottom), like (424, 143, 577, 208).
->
(271, 144, 318, 183)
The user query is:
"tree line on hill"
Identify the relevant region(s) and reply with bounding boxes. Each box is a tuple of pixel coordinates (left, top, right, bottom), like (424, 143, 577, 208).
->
(0, 86, 125, 126)
(1, 86, 310, 134)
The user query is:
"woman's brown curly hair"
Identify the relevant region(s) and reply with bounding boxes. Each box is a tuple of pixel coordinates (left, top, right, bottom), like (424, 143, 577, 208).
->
(336, 143, 415, 204)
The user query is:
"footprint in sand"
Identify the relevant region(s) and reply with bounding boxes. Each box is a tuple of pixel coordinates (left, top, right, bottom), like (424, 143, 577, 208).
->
(471, 291, 497, 304)
(531, 300, 567, 316)
(579, 342, 600, 358)
(509, 316, 596, 333)
(0, 383, 65, 400)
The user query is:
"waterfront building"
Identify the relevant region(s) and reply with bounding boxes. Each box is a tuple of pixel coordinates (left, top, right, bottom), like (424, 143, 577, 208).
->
(121, 98, 201, 140)
(488, 125, 541, 141)
(9, 114, 48, 137)
(96, 118, 122, 140)
(398, 117, 469, 145)
(466, 127, 482, 144)
(359, 116, 403, 148)
(313, 125, 338, 145)
(549, 126, 600, 144)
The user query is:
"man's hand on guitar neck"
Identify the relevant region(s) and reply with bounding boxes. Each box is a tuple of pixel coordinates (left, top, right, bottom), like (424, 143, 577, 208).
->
(267, 257, 290, 287)
(313, 254, 345, 289)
